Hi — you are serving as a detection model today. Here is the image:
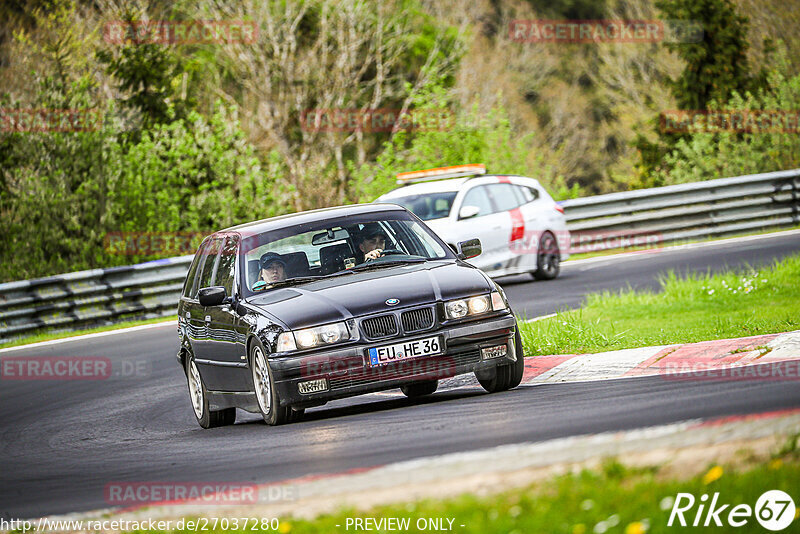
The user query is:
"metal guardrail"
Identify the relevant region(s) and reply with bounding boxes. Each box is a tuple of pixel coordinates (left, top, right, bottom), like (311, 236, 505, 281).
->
(1, 168, 798, 343)
(0, 257, 192, 344)
(561, 168, 799, 251)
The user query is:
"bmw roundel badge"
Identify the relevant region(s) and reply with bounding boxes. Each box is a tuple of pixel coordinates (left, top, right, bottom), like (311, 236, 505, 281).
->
(385, 298, 400, 306)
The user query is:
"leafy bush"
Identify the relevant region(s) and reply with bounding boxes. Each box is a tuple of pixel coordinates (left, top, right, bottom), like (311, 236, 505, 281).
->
(655, 59, 800, 184)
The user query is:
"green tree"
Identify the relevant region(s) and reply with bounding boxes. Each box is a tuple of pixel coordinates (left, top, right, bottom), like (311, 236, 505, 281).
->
(652, 53, 800, 185)
(635, 0, 768, 186)
(657, 0, 765, 111)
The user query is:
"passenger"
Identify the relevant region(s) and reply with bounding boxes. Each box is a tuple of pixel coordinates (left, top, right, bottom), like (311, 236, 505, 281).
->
(357, 223, 388, 262)
(258, 252, 288, 284)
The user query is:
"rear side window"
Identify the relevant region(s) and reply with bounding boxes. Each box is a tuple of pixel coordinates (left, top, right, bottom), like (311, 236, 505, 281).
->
(517, 185, 539, 203)
(461, 186, 494, 217)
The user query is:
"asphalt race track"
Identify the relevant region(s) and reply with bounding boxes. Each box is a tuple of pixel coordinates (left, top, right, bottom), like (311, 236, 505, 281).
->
(2, 232, 799, 519)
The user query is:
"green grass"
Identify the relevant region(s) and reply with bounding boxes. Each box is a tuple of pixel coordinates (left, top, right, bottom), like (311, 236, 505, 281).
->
(520, 253, 800, 356)
(565, 225, 800, 262)
(0, 315, 177, 349)
(128, 446, 800, 534)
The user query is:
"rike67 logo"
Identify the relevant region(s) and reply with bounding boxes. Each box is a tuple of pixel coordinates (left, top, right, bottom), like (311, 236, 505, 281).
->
(668, 490, 795, 531)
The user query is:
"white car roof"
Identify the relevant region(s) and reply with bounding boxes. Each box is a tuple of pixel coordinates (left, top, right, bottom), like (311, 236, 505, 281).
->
(378, 178, 470, 199)
(378, 175, 541, 200)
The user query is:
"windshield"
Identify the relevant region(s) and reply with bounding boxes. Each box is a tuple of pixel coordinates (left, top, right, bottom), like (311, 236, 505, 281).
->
(240, 211, 453, 296)
(377, 192, 457, 221)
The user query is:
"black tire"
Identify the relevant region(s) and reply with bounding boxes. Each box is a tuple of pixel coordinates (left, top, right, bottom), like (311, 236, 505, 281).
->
(186, 355, 236, 429)
(401, 380, 438, 398)
(477, 329, 525, 393)
(250, 338, 294, 425)
(507, 330, 525, 389)
(533, 231, 560, 280)
(477, 361, 511, 392)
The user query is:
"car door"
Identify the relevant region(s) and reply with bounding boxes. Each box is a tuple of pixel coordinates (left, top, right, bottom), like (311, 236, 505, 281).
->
(189, 236, 223, 384)
(204, 235, 252, 392)
(483, 183, 527, 274)
(178, 242, 204, 351)
(456, 184, 510, 275)
(512, 181, 551, 270)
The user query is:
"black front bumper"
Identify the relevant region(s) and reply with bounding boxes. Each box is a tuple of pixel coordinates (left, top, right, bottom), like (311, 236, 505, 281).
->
(269, 314, 518, 407)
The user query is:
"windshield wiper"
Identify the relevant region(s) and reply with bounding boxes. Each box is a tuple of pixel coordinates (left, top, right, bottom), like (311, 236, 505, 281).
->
(254, 276, 327, 291)
(348, 258, 426, 272)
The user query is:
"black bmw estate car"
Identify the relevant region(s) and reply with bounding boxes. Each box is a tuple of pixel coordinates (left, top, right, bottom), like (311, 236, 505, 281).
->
(177, 204, 524, 428)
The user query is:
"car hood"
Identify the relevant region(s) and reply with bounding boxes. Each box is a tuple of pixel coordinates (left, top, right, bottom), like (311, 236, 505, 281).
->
(246, 260, 493, 330)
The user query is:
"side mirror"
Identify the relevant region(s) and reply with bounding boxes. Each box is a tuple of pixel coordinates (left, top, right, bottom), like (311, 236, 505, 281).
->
(198, 286, 227, 307)
(456, 238, 482, 260)
(458, 205, 481, 220)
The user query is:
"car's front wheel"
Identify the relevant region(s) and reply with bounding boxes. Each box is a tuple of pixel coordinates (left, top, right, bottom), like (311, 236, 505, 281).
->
(401, 380, 438, 398)
(477, 330, 525, 393)
(250, 339, 302, 425)
(186, 355, 236, 429)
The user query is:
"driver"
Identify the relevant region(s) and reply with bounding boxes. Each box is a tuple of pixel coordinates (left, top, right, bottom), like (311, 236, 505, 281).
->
(258, 252, 288, 284)
(357, 223, 387, 262)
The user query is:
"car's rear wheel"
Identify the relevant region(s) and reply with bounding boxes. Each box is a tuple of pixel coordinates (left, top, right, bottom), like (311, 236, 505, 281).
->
(401, 380, 438, 398)
(477, 330, 525, 393)
(251, 340, 300, 425)
(533, 231, 560, 280)
(186, 355, 236, 429)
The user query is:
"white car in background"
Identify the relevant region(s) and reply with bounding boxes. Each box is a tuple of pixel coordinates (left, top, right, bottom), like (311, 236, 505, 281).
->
(375, 164, 570, 280)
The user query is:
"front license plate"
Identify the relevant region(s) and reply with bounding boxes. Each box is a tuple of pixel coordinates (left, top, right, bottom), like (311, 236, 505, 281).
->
(368, 336, 442, 366)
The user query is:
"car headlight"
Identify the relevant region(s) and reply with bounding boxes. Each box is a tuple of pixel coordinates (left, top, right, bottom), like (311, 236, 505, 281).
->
(445, 299, 468, 319)
(445, 293, 503, 319)
(276, 322, 352, 352)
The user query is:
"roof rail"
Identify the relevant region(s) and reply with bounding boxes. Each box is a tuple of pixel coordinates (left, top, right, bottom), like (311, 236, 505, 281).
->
(395, 164, 486, 185)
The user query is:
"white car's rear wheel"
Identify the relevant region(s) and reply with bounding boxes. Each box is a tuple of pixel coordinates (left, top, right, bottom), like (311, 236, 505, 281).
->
(533, 231, 560, 280)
